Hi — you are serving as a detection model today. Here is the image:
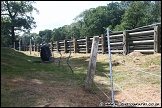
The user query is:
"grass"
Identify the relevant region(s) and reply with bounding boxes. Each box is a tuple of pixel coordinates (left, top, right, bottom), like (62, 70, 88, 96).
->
(1, 47, 161, 107)
(1, 47, 87, 107)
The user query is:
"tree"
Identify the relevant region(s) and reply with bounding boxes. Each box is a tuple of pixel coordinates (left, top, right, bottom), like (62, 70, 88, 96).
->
(30, 33, 39, 45)
(150, 1, 161, 23)
(40, 1, 161, 41)
(119, 1, 149, 30)
(117, 1, 161, 31)
(39, 29, 52, 44)
(21, 32, 31, 47)
(1, 1, 39, 48)
(74, 2, 124, 36)
(70, 23, 80, 39)
(44, 29, 52, 43)
(104, 2, 125, 31)
(1, 17, 12, 47)
(120, 1, 134, 10)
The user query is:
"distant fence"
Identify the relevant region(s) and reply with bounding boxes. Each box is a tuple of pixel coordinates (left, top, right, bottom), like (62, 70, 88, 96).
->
(23, 23, 161, 55)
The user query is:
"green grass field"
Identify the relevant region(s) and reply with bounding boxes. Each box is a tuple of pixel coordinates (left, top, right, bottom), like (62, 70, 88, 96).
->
(1, 47, 161, 107)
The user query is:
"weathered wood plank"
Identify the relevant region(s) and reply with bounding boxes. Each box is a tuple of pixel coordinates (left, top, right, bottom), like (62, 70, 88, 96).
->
(85, 36, 99, 90)
(123, 31, 129, 55)
(129, 40, 154, 45)
(129, 30, 154, 36)
(154, 25, 160, 53)
(129, 50, 154, 53)
(109, 34, 123, 38)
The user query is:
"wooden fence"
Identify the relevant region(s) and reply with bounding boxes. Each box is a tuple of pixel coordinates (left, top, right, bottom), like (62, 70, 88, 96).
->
(24, 23, 161, 55)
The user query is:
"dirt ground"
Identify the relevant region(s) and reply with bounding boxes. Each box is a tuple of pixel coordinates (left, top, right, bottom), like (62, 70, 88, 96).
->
(1, 74, 108, 107)
(1, 74, 161, 107)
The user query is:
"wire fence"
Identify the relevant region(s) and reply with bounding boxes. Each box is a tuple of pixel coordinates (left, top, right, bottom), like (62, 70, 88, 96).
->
(87, 56, 161, 107)
(24, 30, 161, 107)
(87, 27, 161, 107)
(53, 29, 161, 107)
(30, 46, 161, 107)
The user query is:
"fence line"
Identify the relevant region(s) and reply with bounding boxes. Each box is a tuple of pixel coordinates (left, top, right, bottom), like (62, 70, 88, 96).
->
(102, 69, 159, 104)
(53, 56, 105, 107)
(92, 77, 111, 101)
(113, 82, 135, 103)
(99, 57, 160, 106)
(100, 25, 160, 107)
(102, 72, 136, 103)
(53, 23, 160, 54)
(90, 76, 114, 107)
(21, 23, 161, 55)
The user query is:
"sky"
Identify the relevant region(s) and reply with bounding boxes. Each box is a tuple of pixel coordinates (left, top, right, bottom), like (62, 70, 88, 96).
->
(30, 1, 116, 34)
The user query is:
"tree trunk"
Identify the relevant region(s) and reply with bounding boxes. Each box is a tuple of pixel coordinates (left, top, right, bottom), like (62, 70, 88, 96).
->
(11, 26, 15, 48)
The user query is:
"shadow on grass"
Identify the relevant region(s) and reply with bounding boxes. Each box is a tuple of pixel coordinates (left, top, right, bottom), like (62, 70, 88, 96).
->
(52, 54, 126, 106)
(32, 60, 42, 63)
(1, 48, 131, 107)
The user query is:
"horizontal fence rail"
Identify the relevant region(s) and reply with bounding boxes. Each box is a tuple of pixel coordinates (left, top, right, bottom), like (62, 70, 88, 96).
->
(21, 23, 161, 55)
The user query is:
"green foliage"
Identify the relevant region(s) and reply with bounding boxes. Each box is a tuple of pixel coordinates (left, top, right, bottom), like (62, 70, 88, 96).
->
(1, 47, 86, 107)
(73, 2, 124, 37)
(120, 1, 148, 30)
(39, 29, 52, 44)
(51, 27, 66, 41)
(1, 17, 12, 47)
(49, 1, 161, 41)
(115, 1, 161, 30)
(1, 1, 39, 47)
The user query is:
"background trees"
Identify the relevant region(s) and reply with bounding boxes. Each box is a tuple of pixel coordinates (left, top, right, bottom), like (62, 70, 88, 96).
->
(1, 1, 161, 46)
(114, 1, 161, 31)
(49, 1, 161, 41)
(1, 1, 39, 47)
(39, 30, 52, 44)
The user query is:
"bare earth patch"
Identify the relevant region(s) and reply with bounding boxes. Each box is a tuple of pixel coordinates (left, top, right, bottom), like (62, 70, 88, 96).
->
(1, 75, 108, 107)
(2, 72, 161, 107)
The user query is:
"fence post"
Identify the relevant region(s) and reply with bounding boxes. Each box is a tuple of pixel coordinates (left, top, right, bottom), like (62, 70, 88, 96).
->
(37, 44, 38, 52)
(19, 40, 21, 51)
(123, 31, 129, 55)
(56, 41, 60, 52)
(154, 25, 160, 53)
(86, 37, 90, 53)
(34, 42, 35, 52)
(24, 45, 25, 51)
(64, 39, 67, 53)
(30, 39, 32, 55)
(51, 42, 53, 52)
(51, 42, 54, 57)
(101, 34, 106, 54)
(73, 38, 77, 53)
(85, 36, 99, 90)
(37, 44, 39, 56)
(14, 42, 15, 49)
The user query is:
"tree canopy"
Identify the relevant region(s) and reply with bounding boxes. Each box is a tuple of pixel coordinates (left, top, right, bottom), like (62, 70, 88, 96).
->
(1, 1, 161, 47)
(48, 1, 161, 42)
(1, 1, 39, 47)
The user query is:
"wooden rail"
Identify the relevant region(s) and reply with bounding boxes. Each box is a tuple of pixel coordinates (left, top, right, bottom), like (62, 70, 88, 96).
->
(23, 24, 161, 55)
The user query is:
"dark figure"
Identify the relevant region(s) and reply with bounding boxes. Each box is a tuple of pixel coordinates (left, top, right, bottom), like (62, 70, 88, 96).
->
(40, 44, 52, 62)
